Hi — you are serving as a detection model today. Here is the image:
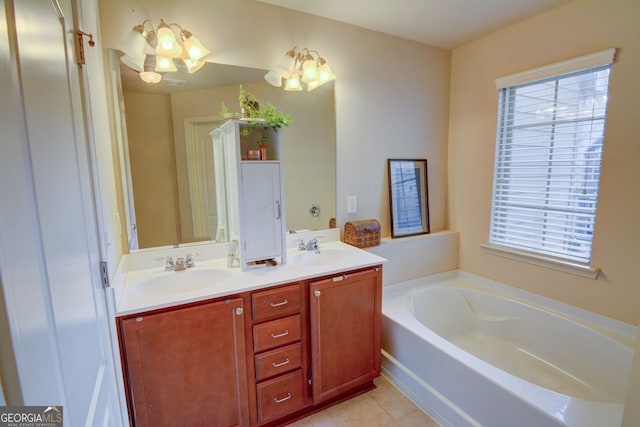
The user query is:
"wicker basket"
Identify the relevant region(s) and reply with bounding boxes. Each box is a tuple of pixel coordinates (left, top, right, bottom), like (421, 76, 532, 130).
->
(344, 219, 381, 248)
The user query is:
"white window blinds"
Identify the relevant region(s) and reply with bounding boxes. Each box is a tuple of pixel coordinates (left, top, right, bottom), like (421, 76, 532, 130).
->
(489, 50, 614, 264)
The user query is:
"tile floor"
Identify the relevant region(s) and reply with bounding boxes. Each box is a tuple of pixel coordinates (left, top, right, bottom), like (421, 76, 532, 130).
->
(286, 376, 440, 427)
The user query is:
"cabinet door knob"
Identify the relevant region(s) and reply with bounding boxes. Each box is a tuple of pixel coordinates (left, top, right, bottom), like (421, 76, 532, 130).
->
(314, 290, 321, 297)
(235, 307, 243, 316)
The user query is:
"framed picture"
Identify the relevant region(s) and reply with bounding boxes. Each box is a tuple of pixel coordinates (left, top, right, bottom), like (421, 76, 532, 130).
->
(387, 159, 430, 238)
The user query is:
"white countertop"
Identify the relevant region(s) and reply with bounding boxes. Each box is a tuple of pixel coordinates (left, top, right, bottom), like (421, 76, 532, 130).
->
(115, 239, 387, 317)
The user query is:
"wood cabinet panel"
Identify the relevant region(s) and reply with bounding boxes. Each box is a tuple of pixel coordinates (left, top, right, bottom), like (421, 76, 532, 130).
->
(252, 283, 301, 321)
(253, 314, 301, 353)
(120, 299, 249, 427)
(256, 370, 305, 424)
(309, 267, 382, 404)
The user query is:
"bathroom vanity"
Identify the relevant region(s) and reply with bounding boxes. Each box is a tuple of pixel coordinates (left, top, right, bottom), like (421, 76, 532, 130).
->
(114, 236, 385, 426)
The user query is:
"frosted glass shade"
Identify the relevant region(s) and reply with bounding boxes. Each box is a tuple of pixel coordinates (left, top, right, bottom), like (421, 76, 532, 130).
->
(156, 20, 182, 58)
(183, 58, 205, 73)
(118, 26, 146, 72)
(284, 74, 302, 91)
(182, 35, 210, 61)
(155, 55, 177, 72)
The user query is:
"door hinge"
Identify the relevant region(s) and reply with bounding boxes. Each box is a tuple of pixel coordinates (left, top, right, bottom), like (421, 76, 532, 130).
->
(99, 261, 110, 288)
(74, 30, 95, 65)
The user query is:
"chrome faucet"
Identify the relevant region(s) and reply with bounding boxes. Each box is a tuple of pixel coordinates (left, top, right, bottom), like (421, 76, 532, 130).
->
(175, 257, 187, 271)
(295, 237, 321, 254)
(306, 238, 321, 254)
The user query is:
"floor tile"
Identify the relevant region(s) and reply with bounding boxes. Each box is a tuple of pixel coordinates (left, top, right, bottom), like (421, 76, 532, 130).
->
(285, 376, 439, 427)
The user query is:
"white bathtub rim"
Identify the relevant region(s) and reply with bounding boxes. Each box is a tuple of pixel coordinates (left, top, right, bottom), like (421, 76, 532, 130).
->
(383, 269, 637, 346)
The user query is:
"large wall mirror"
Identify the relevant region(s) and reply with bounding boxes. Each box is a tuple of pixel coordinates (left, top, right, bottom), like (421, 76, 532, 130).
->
(110, 51, 336, 251)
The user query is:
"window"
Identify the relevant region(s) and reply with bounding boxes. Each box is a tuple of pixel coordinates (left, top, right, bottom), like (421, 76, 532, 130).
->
(488, 50, 614, 272)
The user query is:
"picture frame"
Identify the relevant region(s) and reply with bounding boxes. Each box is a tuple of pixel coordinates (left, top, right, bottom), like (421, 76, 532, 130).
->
(387, 159, 430, 238)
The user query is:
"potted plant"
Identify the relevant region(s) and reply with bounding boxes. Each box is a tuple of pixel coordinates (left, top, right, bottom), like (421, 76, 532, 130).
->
(222, 86, 292, 159)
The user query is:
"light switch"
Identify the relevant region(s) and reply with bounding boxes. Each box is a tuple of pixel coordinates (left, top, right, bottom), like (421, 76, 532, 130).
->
(347, 196, 357, 214)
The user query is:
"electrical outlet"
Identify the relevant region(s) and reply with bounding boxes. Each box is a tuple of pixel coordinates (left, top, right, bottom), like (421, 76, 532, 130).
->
(347, 196, 357, 214)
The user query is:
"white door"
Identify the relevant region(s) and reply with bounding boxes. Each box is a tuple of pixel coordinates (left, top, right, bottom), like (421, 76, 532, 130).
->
(186, 120, 222, 240)
(0, 0, 121, 425)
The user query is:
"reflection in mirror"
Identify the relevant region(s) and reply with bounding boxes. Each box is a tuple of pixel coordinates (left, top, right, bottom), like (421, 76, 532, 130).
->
(111, 51, 336, 251)
(387, 159, 430, 238)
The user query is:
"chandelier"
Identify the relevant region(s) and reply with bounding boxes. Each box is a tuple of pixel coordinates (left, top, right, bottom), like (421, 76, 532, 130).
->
(264, 47, 336, 92)
(118, 19, 210, 84)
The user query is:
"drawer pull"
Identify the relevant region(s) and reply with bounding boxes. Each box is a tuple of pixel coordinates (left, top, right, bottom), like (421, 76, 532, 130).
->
(273, 393, 292, 404)
(269, 299, 289, 307)
(271, 358, 290, 368)
(271, 330, 289, 339)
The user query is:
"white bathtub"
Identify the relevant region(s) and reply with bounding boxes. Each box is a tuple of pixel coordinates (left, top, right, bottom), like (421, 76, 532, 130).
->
(381, 270, 636, 427)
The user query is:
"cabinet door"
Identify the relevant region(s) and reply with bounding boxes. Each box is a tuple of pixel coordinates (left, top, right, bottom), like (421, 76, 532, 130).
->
(120, 299, 249, 427)
(240, 162, 283, 261)
(309, 267, 382, 404)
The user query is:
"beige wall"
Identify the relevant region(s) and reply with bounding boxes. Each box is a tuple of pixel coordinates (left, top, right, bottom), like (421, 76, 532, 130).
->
(123, 92, 181, 247)
(448, 0, 640, 324)
(99, 0, 451, 243)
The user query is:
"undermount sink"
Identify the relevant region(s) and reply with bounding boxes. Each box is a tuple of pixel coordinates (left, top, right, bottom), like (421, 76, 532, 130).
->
(288, 248, 356, 266)
(131, 268, 232, 296)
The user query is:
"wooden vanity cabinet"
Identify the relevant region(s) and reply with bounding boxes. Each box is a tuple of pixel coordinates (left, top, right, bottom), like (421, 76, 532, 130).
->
(309, 267, 382, 404)
(118, 298, 249, 427)
(118, 265, 382, 426)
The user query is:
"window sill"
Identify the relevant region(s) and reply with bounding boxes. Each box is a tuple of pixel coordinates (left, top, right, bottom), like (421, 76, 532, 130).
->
(480, 243, 600, 279)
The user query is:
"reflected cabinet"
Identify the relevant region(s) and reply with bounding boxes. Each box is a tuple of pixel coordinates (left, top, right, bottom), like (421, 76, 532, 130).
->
(211, 120, 286, 270)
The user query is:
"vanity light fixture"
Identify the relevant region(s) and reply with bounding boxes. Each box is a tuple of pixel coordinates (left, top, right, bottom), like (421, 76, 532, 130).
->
(265, 47, 336, 92)
(118, 19, 211, 84)
(139, 55, 162, 84)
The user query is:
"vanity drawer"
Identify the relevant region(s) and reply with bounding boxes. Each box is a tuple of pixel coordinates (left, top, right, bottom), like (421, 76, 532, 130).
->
(256, 369, 305, 424)
(252, 283, 301, 321)
(255, 342, 302, 381)
(253, 314, 301, 353)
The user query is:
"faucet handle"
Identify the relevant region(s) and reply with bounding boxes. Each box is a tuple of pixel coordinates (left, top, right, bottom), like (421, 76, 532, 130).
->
(185, 253, 199, 268)
(155, 256, 176, 271)
(294, 238, 306, 251)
